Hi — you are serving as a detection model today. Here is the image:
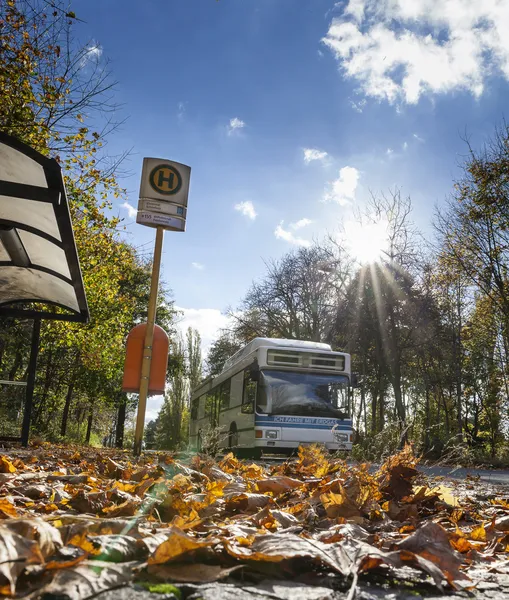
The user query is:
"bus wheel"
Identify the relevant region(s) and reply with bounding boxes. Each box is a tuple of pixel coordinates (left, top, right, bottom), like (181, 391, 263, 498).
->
(228, 424, 239, 450)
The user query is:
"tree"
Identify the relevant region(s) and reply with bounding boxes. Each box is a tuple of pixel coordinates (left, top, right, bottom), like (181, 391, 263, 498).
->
(0, 1, 178, 444)
(206, 331, 242, 377)
(234, 244, 351, 344)
(155, 328, 202, 450)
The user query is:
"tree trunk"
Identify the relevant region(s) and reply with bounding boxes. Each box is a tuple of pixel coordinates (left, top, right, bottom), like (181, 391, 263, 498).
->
(370, 391, 378, 434)
(85, 405, 94, 444)
(115, 396, 127, 448)
(8, 349, 23, 381)
(60, 379, 75, 437)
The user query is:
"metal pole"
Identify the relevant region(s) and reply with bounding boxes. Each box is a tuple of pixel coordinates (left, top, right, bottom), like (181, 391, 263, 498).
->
(21, 318, 41, 447)
(133, 226, 164, 455)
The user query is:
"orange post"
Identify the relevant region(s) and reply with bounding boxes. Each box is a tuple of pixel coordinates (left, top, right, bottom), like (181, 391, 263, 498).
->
(122, 323, 169, 395)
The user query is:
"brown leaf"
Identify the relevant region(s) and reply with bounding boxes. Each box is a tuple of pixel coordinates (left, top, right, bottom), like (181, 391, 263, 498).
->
(397, 522, 469, 588)
(69, 490, 109, 514)
(376, 444, 420, 500)
(101, 499, 141, 518)
(494, 516, 509, 532)
(148, 527, 217, 564)
(0, 525, 44, 594)
(134, 477, 156, 497)
(225, 532, 353, 576)
(256, 477, 302, 495)
(20, 484, 51, 500)
(225, 493, 272, 513)
(147, 562, 242, 583)
(383, 500, 419, 522)
(4, 518, 62, 558)
(35, 560, 136, 600)
(106, 458, 132, 481)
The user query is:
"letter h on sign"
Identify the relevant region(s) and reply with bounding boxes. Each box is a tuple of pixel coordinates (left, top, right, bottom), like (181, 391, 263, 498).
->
(158, 170, 174, 189)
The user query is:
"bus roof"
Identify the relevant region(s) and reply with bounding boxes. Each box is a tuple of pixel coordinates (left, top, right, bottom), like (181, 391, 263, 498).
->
(222, 337, 332, 373)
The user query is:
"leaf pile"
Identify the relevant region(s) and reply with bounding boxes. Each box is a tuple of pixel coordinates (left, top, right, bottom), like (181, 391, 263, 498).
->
(0, 444, 507, 598)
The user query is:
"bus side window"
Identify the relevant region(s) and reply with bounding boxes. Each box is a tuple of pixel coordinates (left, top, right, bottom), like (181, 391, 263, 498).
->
(205, 392, 218, 425)
(219, 380, 230, 410)
(197, 395, 206, 420)
(191, 398, 199, 420)
(242, 370, 256, 414)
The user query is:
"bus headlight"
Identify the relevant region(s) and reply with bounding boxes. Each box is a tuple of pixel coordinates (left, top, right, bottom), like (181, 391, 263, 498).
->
(334, 432, 349, 442)
(265, 430, 278, 439)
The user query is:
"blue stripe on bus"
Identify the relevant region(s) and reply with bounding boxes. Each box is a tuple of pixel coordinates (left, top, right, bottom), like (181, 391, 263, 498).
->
(256, 423, 351, 430)
(255, 416, 352, 430)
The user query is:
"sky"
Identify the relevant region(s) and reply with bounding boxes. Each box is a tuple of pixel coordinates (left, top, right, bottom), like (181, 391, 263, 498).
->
(74, 0, 509, 419)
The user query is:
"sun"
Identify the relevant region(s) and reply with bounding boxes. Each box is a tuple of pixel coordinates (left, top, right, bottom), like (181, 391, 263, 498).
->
(344, 219, 388, 264)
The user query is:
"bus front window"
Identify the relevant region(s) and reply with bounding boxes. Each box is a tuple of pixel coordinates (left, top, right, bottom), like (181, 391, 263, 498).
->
(259, 370, 349, 418)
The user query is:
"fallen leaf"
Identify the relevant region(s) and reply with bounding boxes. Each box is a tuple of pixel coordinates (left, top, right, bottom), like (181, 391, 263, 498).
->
(0, 499, 17, 519)
(470, 524, 487, 542)
(0, 525, 43, 594)
(397, 522, 470, 588)
(5, 518, 62, 558)
(148, 527, 217, 564)
(147, 562, 242, 583)
(0, 456, 16, 474)
(225, 493, 272, 512)
(101, 499, 140, 518)
(434, 485, 460, 507)
(256, 477, 302, 495)
(35, 560, 137, 600)
(226, 532, 353, 576)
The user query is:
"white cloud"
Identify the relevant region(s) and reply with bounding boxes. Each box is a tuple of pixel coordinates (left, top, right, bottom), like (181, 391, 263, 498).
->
(403, 141, 408, 150)
(145, 307, 230, 423)
(177, 101, 186, 120)
(275, 222, 312, 248)
(227, 117, 245, 135)
(121, 201, 137, 219)
(386, 147, 393, 156)
(349, 98, 367, 113)
(290, 218, 313, 230)
(303, 148, 328, 164)
(80, 43, 102, 67)
(191, 262, 204, 270)
(323, 0, 509, 105)
(234, 200, 257, 220)
(175, 307, 231, 356)
(323, 166, 359, 206)
(146, 396, 164, 423)
(413, 133, 425, 142)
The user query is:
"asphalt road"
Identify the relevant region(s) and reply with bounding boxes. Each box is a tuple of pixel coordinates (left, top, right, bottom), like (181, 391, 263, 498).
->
(418, 464, 509, 486)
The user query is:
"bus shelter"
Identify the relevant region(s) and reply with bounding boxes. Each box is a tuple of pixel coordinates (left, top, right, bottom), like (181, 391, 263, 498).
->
(0, 132, 89, 445)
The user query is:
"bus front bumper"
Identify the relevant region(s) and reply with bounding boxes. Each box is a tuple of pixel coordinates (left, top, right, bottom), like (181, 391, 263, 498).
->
(254, 440, 352, 452)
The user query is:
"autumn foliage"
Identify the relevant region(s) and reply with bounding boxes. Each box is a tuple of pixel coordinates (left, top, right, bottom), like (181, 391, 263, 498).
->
(0, 444, 506, 597)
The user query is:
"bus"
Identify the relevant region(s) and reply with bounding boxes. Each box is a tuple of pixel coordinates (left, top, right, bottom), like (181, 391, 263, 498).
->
(189, 338, 355, 456)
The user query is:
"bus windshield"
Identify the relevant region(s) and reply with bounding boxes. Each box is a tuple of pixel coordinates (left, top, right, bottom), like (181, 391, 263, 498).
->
(258, 370, 349, 418)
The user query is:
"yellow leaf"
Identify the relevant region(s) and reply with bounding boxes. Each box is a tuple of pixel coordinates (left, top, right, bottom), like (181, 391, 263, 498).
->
(148, 527, 216, 565)
(433, 485, 459, 507)
(470, 524, 486, 542)
(0, 457, 16, 474)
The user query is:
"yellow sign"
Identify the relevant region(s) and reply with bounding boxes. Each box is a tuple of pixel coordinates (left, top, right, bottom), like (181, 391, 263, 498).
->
(149, 164, 182, 196)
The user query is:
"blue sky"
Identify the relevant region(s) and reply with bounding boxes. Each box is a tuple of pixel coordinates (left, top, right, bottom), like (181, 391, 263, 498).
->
(75, 0, 509, 419)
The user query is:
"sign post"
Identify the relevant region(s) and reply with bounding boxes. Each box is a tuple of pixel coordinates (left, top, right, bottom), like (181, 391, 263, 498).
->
(133, 226, 164, 456)
(131, 157, 191, 456)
